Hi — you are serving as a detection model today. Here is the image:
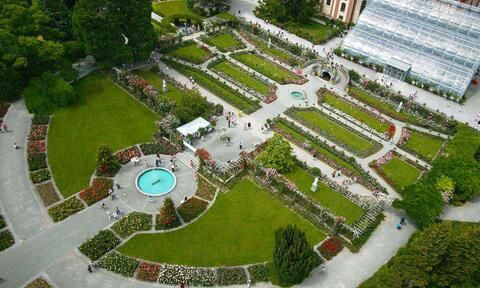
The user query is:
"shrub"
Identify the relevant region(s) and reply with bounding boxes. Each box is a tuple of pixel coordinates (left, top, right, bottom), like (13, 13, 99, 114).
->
(98, 251, 139, 277)
(257, 134, 295, 173)
(215, 103, 224, 115)
(79, 178, 113, 206)
(24, 72, 76, 115)
(156, 198, 180, 230)
(140, 141, 178, 156)
(30, 169, 51, 184)
(28, 153, 47, 171)
(319, 237, 343, 260)
(0, 229, 15, 251)
(96, 145, 121, 177)
(48, 197, 85, 222)
(0, 215, 5, 229)
(177, 198, 208, 223)
(273, 225, 322, 285)
(158, 265, 216, 286)
(136, 262, 161, 282)
(475, 146, 480, 162)
(36, 182, 60, 207)
(25, 278, 52, 288)
(111, 212, 152, 238)
(79, 230, 120, 260)
(216, 267, 248, 286)
(195, 177, 216, 201)
(247, 264, 270, 283)
(31, 115, 50, 125)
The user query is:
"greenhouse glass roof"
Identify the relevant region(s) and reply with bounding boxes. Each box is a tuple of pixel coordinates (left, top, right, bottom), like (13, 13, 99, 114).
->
(341, 0, 480, 97)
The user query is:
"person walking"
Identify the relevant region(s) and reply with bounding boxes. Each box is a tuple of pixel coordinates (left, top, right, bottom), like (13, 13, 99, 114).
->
(2, 123, 7, 133)
(239, 141, 243, 149)
(87, 265, 92, 273)
(13, 142, 18, 150)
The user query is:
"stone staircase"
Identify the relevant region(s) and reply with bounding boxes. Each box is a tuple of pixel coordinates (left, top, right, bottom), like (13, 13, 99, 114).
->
(352, 203, 383, 235)
(175, 151, 199, 170)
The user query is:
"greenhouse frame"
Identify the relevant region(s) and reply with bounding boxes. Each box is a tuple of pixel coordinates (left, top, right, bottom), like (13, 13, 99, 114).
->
(341, 0, 480, 98)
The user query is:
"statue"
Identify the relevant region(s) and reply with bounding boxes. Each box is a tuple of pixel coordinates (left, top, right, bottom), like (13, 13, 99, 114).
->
(311, 176, 319, 192)
(162, 79, 168, 93)
(396, 101, 403, 113)
(268, 37, 272, 48)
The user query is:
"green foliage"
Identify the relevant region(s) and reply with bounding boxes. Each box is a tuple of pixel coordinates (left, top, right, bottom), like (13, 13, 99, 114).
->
(31, 115, 50, 125)
(177, 197, 208, 223)
(30, 169, 51, 184)
(111, 212, 153, 238)
(48, 197, 85, 222)
(360, 221, 480, 288)
(96, 145, 120, 177)
(24, 72, 76, 115)
(0, 229, 14, 252)
(273, 225, 321, 285)
(73, 0, 156, 66)
(28, 153, 47, 171)
(256, 0, 314, 23)
(435, 175, 455, 194)
(98, 251, 139, 277)
(247, 264, 270, 283)
(475, 146, 480, 162)
(216, 267, 248, 285)
(0, 215, 5, 229)
(157, 198, 180, 229)
(79, 230, 120, 260)
(258, 134, 295, 173)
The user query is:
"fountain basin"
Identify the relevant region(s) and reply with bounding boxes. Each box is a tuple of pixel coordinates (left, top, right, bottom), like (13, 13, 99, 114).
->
(135, 168, 177, 197)
(290, 91, 306, 100)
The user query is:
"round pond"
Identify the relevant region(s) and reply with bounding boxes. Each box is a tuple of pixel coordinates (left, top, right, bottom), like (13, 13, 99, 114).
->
(135, 168, 177, 197)
(291, 91, 306, 100)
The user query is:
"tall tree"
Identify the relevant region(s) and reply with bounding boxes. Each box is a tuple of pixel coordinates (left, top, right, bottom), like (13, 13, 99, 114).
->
(258, 134, 295, 173)
(73, 0, 156, 67)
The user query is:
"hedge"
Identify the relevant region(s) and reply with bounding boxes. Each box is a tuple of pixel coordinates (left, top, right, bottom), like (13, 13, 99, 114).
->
(79, 230, 120, 261)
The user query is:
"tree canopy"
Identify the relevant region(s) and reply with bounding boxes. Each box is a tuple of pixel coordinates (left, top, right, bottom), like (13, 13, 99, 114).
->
(255, 0, 314, 24)
(258, 134, 295, 173)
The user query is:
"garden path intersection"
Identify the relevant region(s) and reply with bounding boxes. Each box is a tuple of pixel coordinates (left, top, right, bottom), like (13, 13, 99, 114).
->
(0, 4, 480, 288)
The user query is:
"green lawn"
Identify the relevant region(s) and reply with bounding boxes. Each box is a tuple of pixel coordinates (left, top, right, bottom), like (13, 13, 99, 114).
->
(285, 165, 364, 224)
(48, 72, 158, 197)
(167, 43, 211, 64)
(402, 129, 444, 162)
(152, 0, 199, 17)
(213, 60, 270, 96)
(321, 92, 390, 133)
(243, 33, 298, 66)
(118, 178, 325, 266)
(377, 156, 422, 193)
(232, 53, 301, 84)
(135, 69, 187, 104)
(204, 32, 243, 52)
(292, 109, 378, 155)
(286, 20, 336, 44)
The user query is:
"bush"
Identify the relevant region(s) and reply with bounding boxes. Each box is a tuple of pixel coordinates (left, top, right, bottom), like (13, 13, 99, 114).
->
(273, 225, 322, 285)
(79, 230, 120, 260)
(177, 197, 208, 223)
(28, 153, 47, 171)
(139, 141, 178, 156)
(216, 267, 248, 286)
(158, 265, 216, 286)
(0, 229, 15, 251)
(98, 251, 139, 277)
(24, 72, 76, 115)
(111, 212, 152, 238)
(31, 115, 50, 125)
(25, 278, 52, 288)
(79, 178, 113, 206)
(96, 145, 121, 177)
(318, 237, 343, 260)
(136, 262, 161, 282)
(257, 134, 295, 173)
(30, 169, 51, 184)
(247, 264, 270, 283)
(156, 198, 180, 230)
(114, 146, 142, 165)
(0, 215, 5, 229)
(215, 103, 224, 115)
(48, 197, 85, 222)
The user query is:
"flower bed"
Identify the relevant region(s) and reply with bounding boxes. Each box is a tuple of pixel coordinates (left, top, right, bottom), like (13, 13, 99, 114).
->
(216, 267, 248, 286)
(79, 178, 113, 206)
(48, 196, 85, 222)
(177, 197, 208, 223)
(27, 140, 46, 155)
(318, 237, 343, 260)
(30, 169, 51, 184)
(79, 230, 120, 260)
(31, 115, 50, 125)
(0, 229, 15, 251)
(136, 262, 161, 282)
(98, 251, 139, 277)
(36, 182, 60, 206)
(115, 146, 142, 165)
(25, 278, 52, 288)
(28, 153, 47, 171)
(0, 103, 10, 118)
(29, 125, 48, 141)
(111, 212, 152, 238)
(158, 264, 216, 286)
(195, 177, 217, 201)
(140, 140, 180, 156)
(247, 263, 270, 283)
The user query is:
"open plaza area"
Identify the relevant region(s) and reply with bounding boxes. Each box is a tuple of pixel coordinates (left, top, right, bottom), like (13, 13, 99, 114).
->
(0, 0, 479, 287)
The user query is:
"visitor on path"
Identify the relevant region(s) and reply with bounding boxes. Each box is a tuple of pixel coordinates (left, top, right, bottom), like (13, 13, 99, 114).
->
(115, 183, 121, 190)
(181, 196, 188, 204)
(247, 122, 251, 129)
(106, 211, 111, 220)
(171, 164, 175, 172)
(400, 217, 406, 225)
(190, 160, 195, 168)
(87, 265, 92, 273)
(13, 142, 19, 150)
(1, 123, 7, 133)
(396, 223, 402, 230)
(313, 152, 317, 161)
(149, 196, 154, 203)
(239, 141, 243, 149)
(101, 202, 106, 209)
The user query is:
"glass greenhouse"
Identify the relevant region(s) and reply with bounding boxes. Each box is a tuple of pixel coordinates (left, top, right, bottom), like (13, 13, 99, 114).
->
(341, 0, 480, 98)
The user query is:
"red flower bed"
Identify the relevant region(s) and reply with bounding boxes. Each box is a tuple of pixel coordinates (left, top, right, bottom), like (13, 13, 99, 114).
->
(115, 146, 141, 165)
(319, 237, 344, 260)
(136, 262, 161, 282)
(27, 140, 46, 155)
(79, 178, 113, 206)
(29, 125, 48, 141)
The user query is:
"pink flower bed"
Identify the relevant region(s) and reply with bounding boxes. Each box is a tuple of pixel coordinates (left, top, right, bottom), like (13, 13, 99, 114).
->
(29, 125, 47, 141)
(115, 146, 141, 165)
(375, 151, 393, 167)
(263, 85, 278, 104)
(27, 140, 46, 155)
(397, 128, 410, 146)
(136, 262, 161, 282)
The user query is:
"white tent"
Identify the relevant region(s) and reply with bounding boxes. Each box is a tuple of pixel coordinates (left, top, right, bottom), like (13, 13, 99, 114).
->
(176, 117, 212, 138)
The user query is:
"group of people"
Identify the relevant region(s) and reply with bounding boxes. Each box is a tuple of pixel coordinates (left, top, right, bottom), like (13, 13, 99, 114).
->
(226, 111, 237, 128)
(396, 217, 407, 230)
(101, 188, 124, 220)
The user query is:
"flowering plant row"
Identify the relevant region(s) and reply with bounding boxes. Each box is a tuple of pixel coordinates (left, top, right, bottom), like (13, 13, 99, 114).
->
(27, 140, 46, 155)
(29, 125, 47, 141)
(140, 140, 180, 156)
(25, 277, 52, 288)
(217, 267, 248, 286)
(136, 262, 161, 282)
(247, 263, 270, 283)
(79, 178, 113, 206)
(318, 237, 344, 260)
(111, 212, 152, 238)
(114, 146, 141, 165)
(98, 251, 139, 277)
(48, 196, 85, 222)
(79, 230, 120, 261)
(30, 169, 51, 184)
(158, 264, 216, 286)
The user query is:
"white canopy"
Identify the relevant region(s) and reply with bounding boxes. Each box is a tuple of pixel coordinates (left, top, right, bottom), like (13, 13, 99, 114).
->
(176, 117, 211, 137)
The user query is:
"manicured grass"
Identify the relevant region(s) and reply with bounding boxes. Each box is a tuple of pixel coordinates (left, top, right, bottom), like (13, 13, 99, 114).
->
(164, 59, 261, 114)
(243, 33, 298, 66)
(321, 92, 389, 133)
(348, 87, 420, 125)
(377, 156, 422, 192)
(286, 20, 336, 44)
(213, 60, 269, 96)
(402, 129, 444, 162)
(49, 72, 158, 197)
(232, 53, 301, 84)
(152, 0, 198, 17)
(167, 43, 211, 64)
(204, 32, 243, 52)
(285, 165, 364, 224)
(118, 178, 325, 266)
(135, 69, 187, 104)
(292, 109, 377, 154)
